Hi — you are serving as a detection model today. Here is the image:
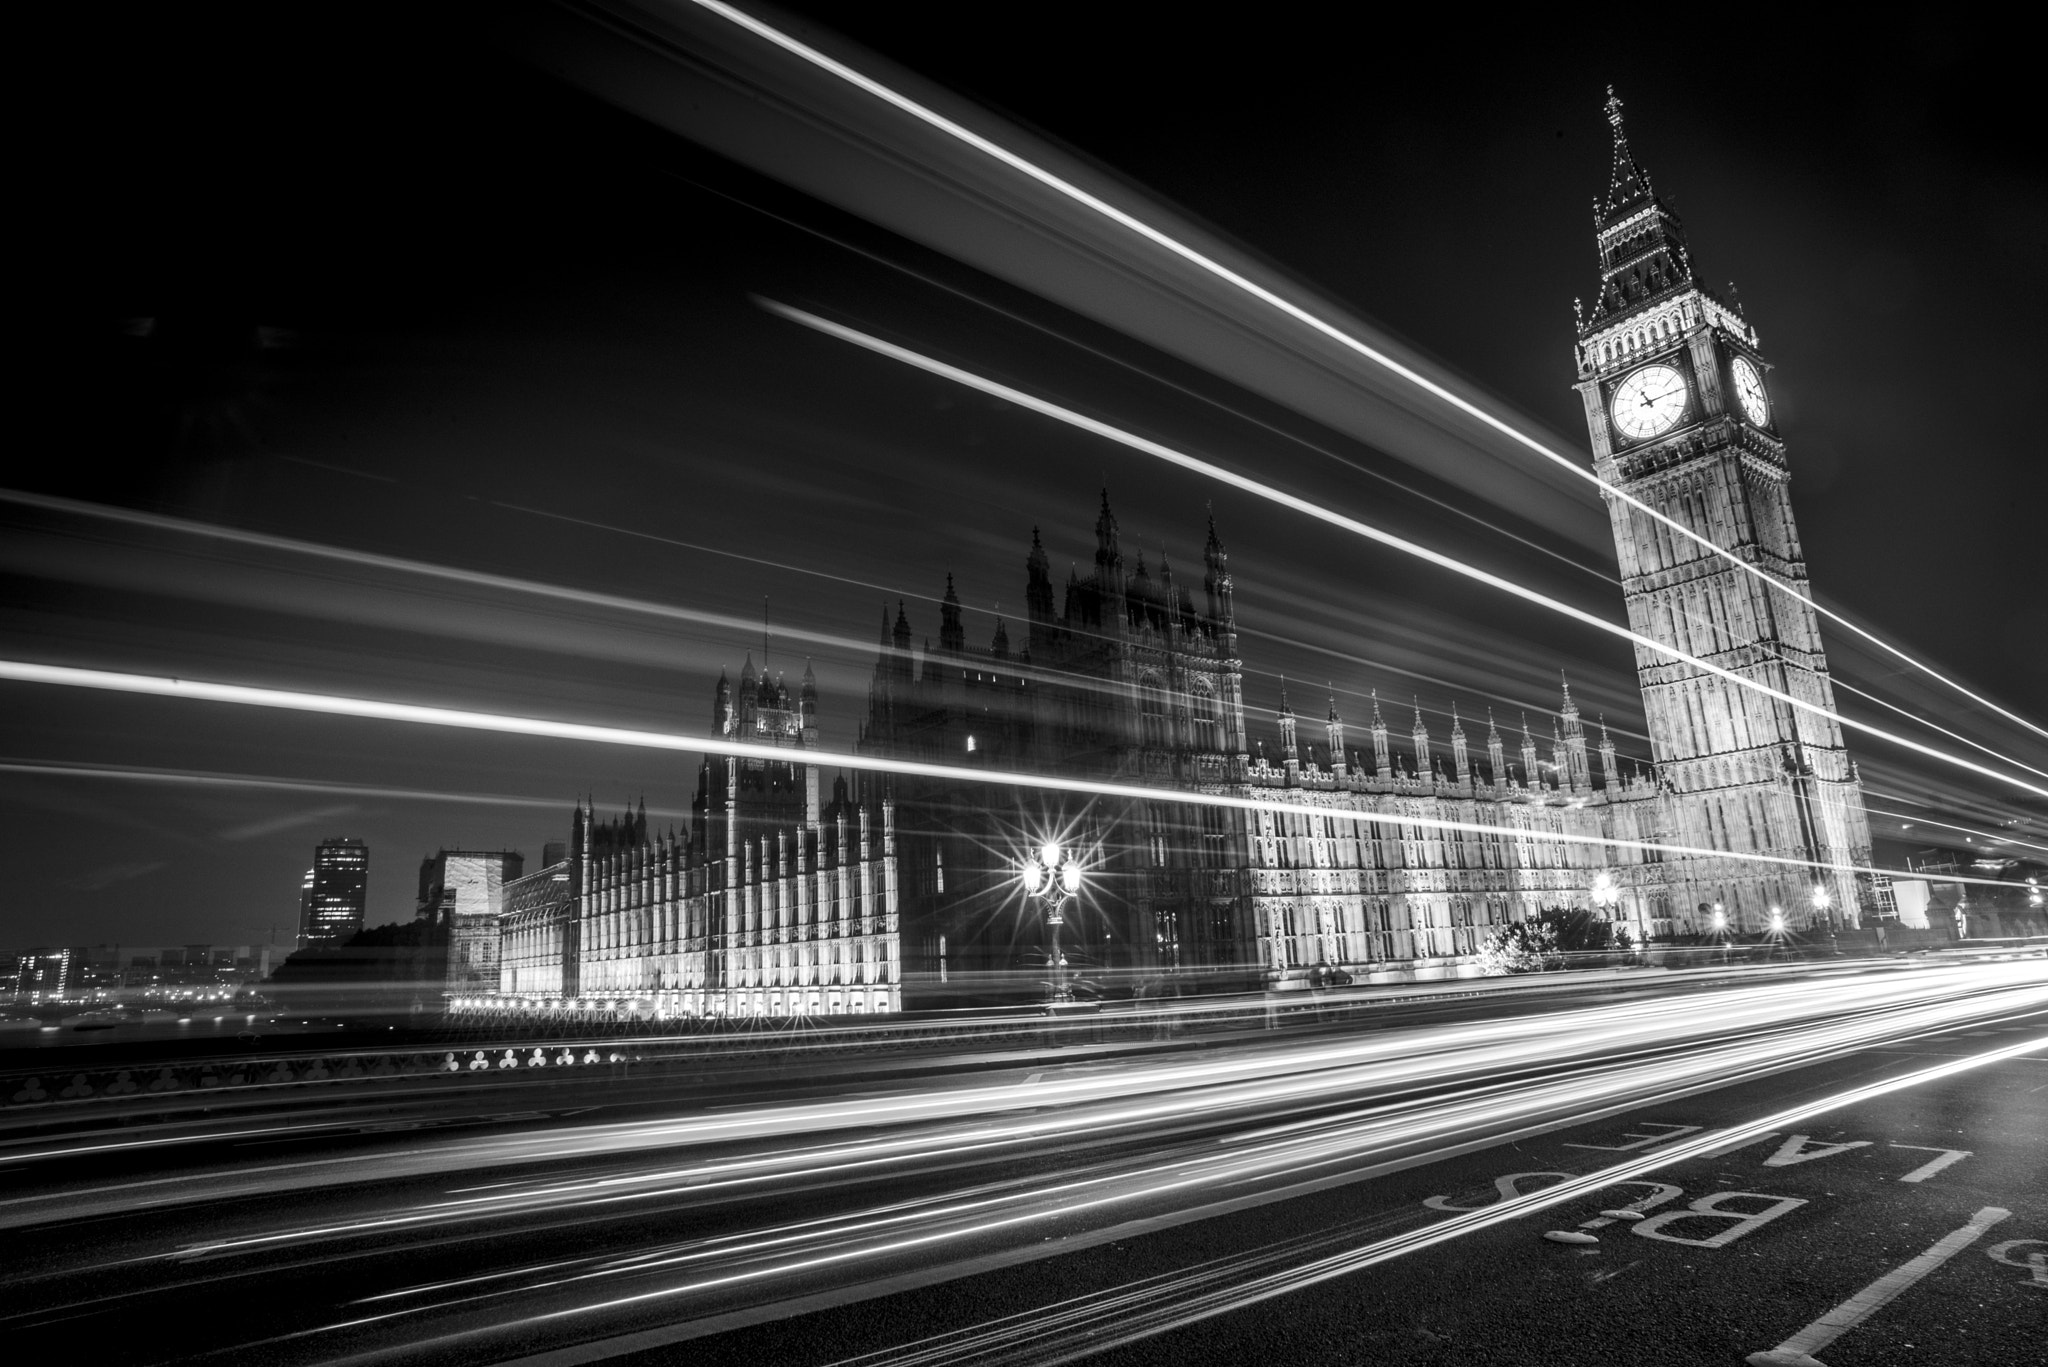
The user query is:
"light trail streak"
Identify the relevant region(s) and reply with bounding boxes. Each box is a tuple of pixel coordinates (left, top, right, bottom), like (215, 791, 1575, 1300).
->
(821, 1030, 2048, 1367)
(0, 485, 869, 661)
(996, 1034, 2048, 1367)
(759, 299, 2048, 802)
(31, 965, 2034, 1243)
(1863, 804, 2048, 856)
(659, 165, 1618, 591)
(690, 0, 2043, 744)
(2, 658, 2033, 892)
(0, 759, 679, 815)
(3, 484, 1283, 714)
(83, 966, 2038, 1365)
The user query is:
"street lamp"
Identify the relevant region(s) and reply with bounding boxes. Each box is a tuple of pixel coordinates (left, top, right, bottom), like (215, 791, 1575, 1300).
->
(1710, 903, 1727, 931)
(1768, 906, 1785, 934)
(1811, 883, 1833, 932)
(1591, 872, 1619, 912)
(1022, 841, 1084, 1004)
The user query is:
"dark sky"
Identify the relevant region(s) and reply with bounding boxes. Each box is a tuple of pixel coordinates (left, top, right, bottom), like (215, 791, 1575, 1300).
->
(6, 4, 2043, 947)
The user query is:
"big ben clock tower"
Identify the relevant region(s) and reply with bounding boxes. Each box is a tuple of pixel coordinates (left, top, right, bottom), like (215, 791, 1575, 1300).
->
(1573, 89, 1873, 931)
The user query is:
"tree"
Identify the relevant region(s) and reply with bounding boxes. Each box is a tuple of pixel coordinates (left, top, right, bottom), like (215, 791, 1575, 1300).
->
(1477, 907, 1634, 976)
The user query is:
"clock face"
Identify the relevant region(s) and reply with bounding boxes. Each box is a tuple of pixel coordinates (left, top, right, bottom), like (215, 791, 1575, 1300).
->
(1610, 364, 1689, 439)
(1731, 356, 1769, 426)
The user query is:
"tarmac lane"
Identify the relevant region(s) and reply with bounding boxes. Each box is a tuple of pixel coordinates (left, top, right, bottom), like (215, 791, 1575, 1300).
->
(5, 968, 2041, 1365)
(644, 1013, 2047, 1367)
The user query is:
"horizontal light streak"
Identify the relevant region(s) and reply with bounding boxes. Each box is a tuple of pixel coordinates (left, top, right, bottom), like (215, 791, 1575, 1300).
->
(1863, 804, 2048, 858)
(2, 659, 2032, 891)
(139, 965, 2046, 1256)
(0, 485, 1239, 710)
(691, 0, 2041, 742)
(0, 485, 864, 660)
(0, 759, 680, 816)
(149, 968, 2045, 1359)
(759, 300, 2048, 804)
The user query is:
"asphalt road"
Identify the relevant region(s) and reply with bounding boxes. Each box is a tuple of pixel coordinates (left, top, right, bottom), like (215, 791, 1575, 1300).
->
(679, 1016, 2048, 1367)
(6, 957, 2043, 1366)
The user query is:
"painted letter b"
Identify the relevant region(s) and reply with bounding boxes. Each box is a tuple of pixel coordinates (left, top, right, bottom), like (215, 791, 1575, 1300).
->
(1631, 1191, 1807, 1248)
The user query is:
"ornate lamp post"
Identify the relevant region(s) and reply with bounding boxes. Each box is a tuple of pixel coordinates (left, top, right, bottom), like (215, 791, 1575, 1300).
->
(1810, 882, 1834, 931)
(1592, 871, 1623, 953)
(1021, 841, 1083, 1004)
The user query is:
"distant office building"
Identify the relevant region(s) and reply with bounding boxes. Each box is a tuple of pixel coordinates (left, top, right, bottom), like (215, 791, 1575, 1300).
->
(296, 866, 314, 943)
(300, 838, 369, 947)
(10, 947, 78, 1004)
(417, 849, 523, 994)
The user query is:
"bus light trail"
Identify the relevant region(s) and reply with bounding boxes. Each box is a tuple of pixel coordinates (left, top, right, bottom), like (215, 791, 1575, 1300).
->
(1, 658, 2033, 894)
(757, 298, 2048, 803)
(13, 960, 2027, 1364)
(689, 0, 2042, 743)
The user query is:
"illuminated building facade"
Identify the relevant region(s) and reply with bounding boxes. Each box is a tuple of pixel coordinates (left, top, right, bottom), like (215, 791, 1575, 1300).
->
(299, 837, 368, 947)
(416, 850, 523, 994)
(467, 96, 1883, 1018)
(858, 500, 1255, 999)
(476, 665, 899, 1021)
(1233, 683, 1667, 982)
(860, 497, 1668, 999)
(1571, 90, 1872, 931)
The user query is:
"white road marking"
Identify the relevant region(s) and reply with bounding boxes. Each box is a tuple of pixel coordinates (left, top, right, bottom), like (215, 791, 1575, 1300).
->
(1423, 1171, 1570, 1213)
(1576, 1181, 1683, 1229)
(1745, 1206, 2011, 1367)
(1763, 1134, 1872, 1168)
(1890, 1144, 1971, 1184)
(1023, 1073, 1044, 1085)
(1563, 1122, 1702, 1152)
(1696, 1129, 1779, 1159)
(1984, 1239, 2047, 1288)
(1633, 1191, 1805, 1248)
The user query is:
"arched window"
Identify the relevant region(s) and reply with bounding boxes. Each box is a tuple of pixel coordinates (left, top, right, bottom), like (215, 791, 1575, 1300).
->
(1189, 682, 1221, 752)
(1139, 675, 1172, 750)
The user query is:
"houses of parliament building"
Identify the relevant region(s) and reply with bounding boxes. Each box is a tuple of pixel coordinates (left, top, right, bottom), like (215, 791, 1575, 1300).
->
(464, 93, 1872, 1021)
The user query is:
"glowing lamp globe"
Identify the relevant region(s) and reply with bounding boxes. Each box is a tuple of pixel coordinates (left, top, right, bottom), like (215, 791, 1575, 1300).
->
(1041, 842, 1062, 868)
(1811, 886, 1831, 909)
(1060, 862, 1082, 894)
(1021, 861, 1046, 892)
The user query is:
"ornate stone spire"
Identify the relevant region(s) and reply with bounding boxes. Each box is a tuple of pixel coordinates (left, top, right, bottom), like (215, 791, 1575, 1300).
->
(940, 573, 964, 655)
(1277, 676, 1298, 772)
(1326, 689, 1346, 777)
(1587, 88, 1695, 322)
(1600, 86, 1654, 221)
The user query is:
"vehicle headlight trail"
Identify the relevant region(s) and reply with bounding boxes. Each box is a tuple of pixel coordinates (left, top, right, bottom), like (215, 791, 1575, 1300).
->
(759, 298, 2047, 802)
(684, 0, 2042, 745)
(0, 659, 2033, 894)
(32, 961, 2026, 1366)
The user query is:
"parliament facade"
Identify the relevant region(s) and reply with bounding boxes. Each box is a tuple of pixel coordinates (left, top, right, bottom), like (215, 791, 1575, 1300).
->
(457, 94, 1870, 1022)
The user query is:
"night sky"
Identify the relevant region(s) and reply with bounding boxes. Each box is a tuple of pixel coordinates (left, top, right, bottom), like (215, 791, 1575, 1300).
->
(7, 4, 2042, 948)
